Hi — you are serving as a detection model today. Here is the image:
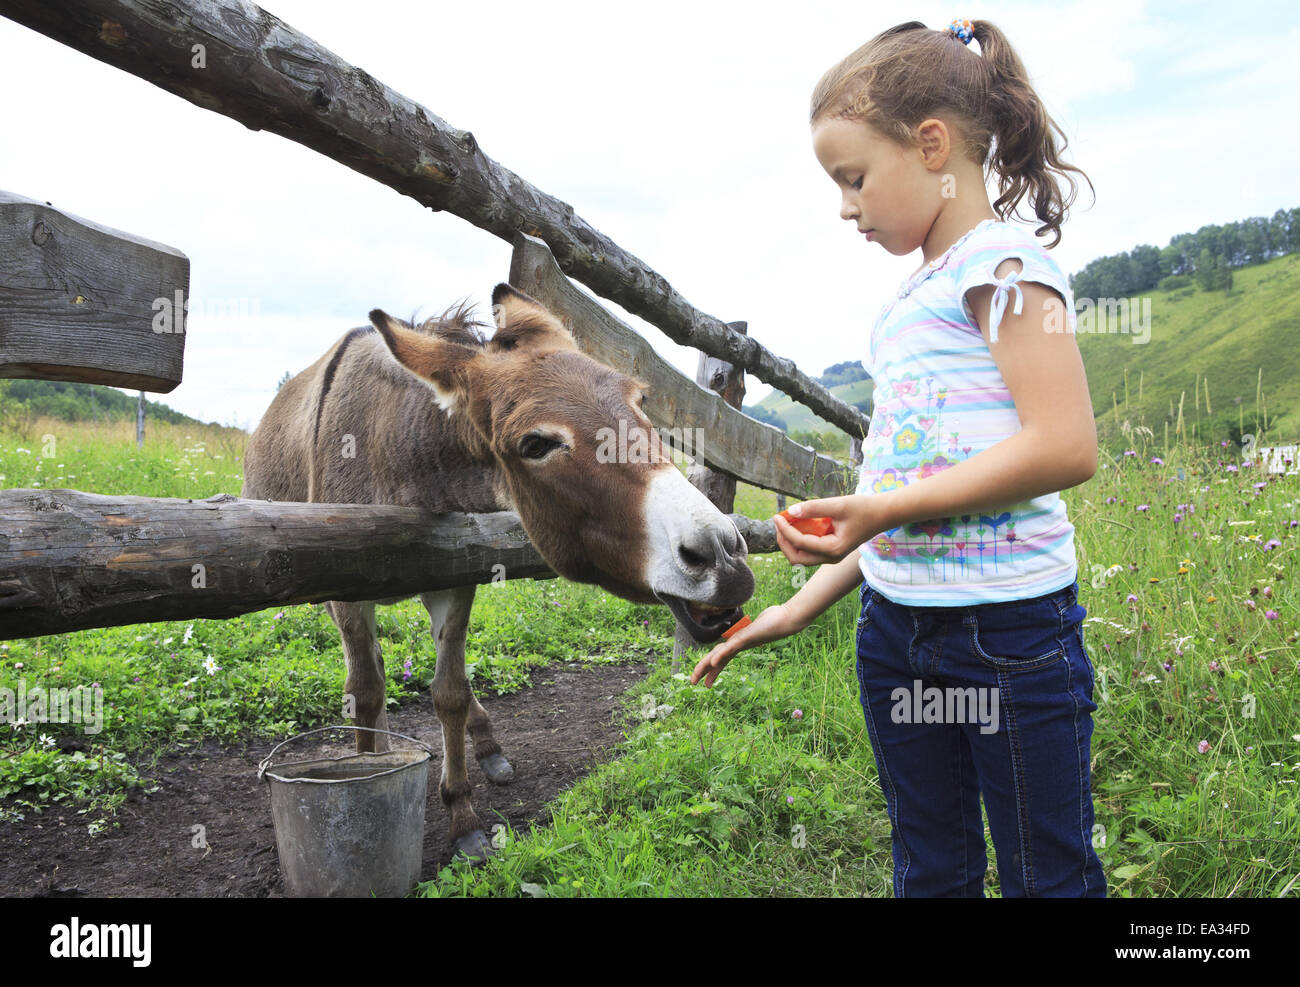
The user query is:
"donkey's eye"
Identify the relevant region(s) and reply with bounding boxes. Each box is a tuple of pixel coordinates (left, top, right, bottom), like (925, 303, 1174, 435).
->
(519, 433, 565, 460)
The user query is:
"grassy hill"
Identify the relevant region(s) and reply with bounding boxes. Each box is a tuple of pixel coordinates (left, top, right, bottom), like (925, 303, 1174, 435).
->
(752, 251, 1300, 454)
(752, 377, 875, 436)
(1080, 251, 1300, 451)
(0, 379, 214, 430)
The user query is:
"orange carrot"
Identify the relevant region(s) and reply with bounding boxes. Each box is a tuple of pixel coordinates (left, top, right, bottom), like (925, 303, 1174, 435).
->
(721, 614, 752, 639)
(779, 510, 833, 537)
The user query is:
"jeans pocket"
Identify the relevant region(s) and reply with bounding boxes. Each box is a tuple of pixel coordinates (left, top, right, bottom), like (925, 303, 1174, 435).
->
(969, 598, 1066, 671)
(857, 585, 879, 633)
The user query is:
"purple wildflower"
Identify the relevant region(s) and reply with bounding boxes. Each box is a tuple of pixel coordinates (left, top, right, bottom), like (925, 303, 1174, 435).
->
(1265, 610, 1279, 620)
(1197, 740, 1210, 754)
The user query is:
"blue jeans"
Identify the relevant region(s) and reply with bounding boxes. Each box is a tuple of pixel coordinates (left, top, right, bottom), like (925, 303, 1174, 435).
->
(854, 579, 1106, 897)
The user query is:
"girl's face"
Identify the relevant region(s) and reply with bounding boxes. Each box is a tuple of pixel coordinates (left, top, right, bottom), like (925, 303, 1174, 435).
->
(811, 116, 939, 257)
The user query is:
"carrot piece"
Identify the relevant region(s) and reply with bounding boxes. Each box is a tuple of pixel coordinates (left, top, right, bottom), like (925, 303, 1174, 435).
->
(721, 614, 752, 639)
(779, 510, 833, 537)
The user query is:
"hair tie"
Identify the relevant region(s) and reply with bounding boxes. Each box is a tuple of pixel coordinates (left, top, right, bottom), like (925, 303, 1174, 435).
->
(947, 18, 974, 44)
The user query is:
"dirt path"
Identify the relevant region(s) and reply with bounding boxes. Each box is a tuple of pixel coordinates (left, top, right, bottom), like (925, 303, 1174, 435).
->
(0, 661, 651, 897)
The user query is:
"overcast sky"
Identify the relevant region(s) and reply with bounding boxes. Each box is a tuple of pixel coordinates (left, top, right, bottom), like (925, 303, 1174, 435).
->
(1, 0, 1294, 431)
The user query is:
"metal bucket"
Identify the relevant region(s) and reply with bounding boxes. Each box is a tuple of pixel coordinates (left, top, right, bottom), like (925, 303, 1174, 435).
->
(258, 726, 433, 898)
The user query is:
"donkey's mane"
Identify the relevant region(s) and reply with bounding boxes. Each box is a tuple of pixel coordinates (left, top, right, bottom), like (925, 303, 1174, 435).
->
(406, 297, 492, 348)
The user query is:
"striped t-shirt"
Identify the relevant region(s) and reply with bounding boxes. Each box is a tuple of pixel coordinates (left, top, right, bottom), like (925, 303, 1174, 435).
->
(855, 218, 1080, 606)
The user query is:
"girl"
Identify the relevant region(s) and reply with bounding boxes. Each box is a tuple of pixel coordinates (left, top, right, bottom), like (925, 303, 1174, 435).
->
(691, 18, 1105, 897)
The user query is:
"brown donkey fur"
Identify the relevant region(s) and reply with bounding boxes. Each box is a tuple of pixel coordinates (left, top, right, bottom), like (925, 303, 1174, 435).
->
(243, 284, 753, 858)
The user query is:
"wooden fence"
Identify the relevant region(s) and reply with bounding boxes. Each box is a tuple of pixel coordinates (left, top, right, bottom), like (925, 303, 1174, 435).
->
(0, 0, 871, 644)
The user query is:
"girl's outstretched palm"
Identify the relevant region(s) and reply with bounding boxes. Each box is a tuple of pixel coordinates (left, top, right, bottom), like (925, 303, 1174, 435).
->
(690, 603, 801, 688)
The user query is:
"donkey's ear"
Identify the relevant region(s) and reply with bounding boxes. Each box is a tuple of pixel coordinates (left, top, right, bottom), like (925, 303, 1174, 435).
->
(370, 309, 479, 415)
(487, 283, 576, 351)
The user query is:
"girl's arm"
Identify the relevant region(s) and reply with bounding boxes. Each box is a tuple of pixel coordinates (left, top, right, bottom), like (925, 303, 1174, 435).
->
(690, 552, 863, 688)
(777, 267, 1098, 564)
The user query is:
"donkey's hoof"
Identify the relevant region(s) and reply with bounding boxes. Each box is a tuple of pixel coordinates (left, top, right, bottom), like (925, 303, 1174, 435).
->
(479, 752, 515, 785)
(453, 830, 493, 864)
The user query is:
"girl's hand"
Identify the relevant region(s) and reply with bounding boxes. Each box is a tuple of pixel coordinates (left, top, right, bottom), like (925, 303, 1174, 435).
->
(690, 603, 801, 689)
(773, 495, 884, 565)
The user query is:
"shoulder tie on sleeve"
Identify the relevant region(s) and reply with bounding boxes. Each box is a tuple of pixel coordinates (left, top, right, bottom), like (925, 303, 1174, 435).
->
(987, 268, 1024, 344)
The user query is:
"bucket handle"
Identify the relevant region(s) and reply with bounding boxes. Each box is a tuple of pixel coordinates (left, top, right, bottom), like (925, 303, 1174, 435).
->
(258, 725, 434, 783)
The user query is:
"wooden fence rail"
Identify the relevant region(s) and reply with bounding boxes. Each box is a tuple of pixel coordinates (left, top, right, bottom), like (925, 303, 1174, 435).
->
(0, 0, 871, 441)
(0, 191, 188, 391)
(0, 489, 778, 639)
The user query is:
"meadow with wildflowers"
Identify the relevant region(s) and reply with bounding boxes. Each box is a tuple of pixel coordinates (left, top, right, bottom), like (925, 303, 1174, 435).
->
(1, 407, 1297, 897)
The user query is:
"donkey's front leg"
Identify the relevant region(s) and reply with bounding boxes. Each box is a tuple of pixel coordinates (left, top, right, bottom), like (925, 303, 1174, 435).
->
(422, 587, 508, 860)
(325, 600, 391, 753)
(422, 589, 514, 785)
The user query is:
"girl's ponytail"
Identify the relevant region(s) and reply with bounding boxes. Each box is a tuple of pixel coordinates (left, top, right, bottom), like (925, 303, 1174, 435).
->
(810, 20, 1094, 248)
(971, 20, 1094, 247)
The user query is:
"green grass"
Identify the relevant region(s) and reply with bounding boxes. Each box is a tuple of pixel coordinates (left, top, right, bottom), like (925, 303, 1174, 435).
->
(0, 416, 245, 499)
(2, 410, 1298, 896)
(421, 443, 1300, 898)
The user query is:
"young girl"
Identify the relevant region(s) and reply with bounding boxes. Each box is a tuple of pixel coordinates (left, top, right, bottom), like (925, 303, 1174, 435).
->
(691, 18, 1105, 897)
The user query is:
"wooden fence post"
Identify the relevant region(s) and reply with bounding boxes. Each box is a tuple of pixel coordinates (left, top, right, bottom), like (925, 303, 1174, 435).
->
(672, 320, 747, 673)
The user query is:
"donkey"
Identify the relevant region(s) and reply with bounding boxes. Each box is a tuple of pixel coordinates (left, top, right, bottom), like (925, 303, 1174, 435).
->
(242, 283, 753, 858)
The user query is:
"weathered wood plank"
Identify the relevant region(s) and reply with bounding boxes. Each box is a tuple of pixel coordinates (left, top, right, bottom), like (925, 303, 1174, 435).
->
(0, 190, 188, 391)
(510, 233, 856, 500)
(686, 319, 747, 513)
(0, 0, 869, 437)
(0, 489, 778, 639)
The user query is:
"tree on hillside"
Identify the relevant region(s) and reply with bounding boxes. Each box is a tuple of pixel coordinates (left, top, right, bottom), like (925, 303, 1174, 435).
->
(818, 361, 869, 387)
(1240, 217, 1268, 265)
(1071, 207, 1298, 298)
(1269, 209, 1292, 256)
(1215, 254, 1233, 293)
(1194, 248, 1217, 292)
(1129, 244, 1162, 288)
(742, 404, 787, 432)
(276, 371, 291, 392)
